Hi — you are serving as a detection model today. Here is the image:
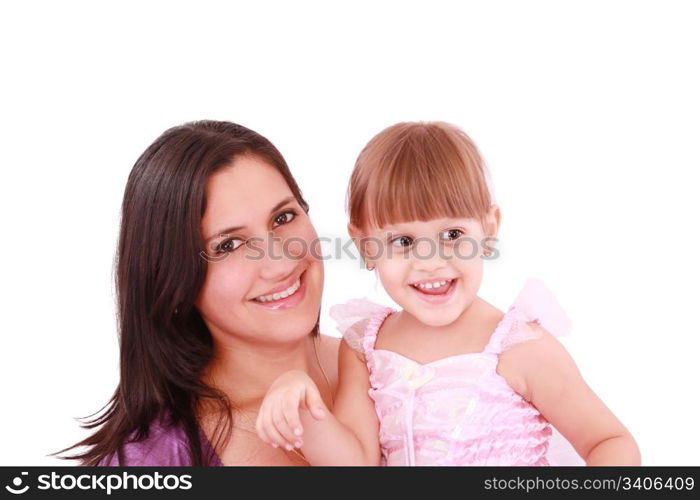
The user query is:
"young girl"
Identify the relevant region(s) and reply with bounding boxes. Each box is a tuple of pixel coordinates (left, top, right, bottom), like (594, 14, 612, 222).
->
(255, 121, 640, 466)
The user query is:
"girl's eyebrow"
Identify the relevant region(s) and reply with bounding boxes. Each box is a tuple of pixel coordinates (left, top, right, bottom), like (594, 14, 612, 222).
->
(380, 219, 469, 238)
(205, 195, 296, 242)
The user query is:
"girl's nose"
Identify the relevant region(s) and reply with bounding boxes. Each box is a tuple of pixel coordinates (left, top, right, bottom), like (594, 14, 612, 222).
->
(411, 238, 447, 272)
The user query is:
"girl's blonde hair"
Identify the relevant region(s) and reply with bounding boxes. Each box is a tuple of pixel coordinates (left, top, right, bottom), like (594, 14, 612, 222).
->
(347, 121, 495, 232)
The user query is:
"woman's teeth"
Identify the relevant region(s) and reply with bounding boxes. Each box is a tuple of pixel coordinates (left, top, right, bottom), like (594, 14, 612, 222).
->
(255, 278, 301, 302)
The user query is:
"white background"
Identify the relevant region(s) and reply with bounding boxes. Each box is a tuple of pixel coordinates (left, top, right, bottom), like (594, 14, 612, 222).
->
(1, 1, 698, 465)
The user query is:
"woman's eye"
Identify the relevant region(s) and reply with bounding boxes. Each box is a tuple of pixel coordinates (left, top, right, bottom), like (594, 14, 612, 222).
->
(440, 229, 464, 241)
(390, 236, 414, 248)
(216, 238, 245, 254)
(272, 210, 297, 227)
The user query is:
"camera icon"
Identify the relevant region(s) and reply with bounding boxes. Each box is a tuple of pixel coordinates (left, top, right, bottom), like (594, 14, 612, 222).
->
(5, 472, 29, 494)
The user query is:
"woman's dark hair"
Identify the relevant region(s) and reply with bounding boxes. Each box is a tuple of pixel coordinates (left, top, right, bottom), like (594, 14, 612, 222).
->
(54, 120, 313, 465)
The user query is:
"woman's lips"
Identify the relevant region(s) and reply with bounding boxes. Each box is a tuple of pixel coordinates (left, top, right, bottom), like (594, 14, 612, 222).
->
(251, 270, 308, 311)
(255, 268, 303, 298)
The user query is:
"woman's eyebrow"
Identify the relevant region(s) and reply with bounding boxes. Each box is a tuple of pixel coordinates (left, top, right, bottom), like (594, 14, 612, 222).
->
(205, 196, 296, 242)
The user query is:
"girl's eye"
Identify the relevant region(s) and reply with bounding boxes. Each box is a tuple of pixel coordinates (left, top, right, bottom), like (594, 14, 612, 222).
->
(390, 236, 414, 248)
(273, 210, 297, 227)
(439, 229, 464, 241)
(215, 238, 245, 254)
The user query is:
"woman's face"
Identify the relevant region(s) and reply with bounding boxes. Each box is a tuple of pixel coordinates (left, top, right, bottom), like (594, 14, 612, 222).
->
(195, 154, 323, 346)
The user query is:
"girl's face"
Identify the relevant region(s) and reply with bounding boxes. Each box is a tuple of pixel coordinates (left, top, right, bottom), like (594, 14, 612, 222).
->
(195, 155, 324, 345)
(355, 208, 499, 327)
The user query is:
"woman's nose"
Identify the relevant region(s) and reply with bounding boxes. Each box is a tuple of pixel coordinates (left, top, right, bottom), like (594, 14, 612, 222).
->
(254, 235, 304, 281)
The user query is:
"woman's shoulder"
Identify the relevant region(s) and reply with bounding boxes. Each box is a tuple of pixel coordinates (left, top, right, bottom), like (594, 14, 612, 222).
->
(98, 415, 218, 466)
(98, 418, 189, 466)
(319, 333, 341, 348)
(317, 334, 341, 391)
(317, 334, 340, 367)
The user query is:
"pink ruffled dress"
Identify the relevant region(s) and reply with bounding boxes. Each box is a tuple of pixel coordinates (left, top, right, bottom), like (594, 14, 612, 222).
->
(329, 278, 584, 466)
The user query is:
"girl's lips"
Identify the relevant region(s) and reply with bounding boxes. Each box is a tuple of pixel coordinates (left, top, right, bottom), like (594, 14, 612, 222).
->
(251, 270, 308, 311)
(409, 278, 458, 304)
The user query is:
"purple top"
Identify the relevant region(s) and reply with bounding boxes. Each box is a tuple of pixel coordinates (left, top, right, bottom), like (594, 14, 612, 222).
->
(98, 416, 223, 466)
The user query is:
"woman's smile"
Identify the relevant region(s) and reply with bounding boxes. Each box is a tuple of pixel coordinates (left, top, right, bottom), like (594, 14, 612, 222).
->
(251, 268, 308, 311)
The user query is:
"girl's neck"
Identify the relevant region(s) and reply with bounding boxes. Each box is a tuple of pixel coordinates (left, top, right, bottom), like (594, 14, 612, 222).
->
(382, 296, 504, 358)
(400, 295, 489, 334)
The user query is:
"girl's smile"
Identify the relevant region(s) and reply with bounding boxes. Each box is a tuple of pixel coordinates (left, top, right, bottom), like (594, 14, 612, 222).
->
(408, 277, 459, 304)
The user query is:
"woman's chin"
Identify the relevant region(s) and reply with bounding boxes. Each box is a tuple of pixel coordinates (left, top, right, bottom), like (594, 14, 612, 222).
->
(253, 265, 323, 339)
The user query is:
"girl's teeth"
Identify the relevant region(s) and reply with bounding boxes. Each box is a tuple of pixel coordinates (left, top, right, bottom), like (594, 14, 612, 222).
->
(415, 279, 449, 289)
(411, 279, 453, 296)
(255, 278, 301, 302)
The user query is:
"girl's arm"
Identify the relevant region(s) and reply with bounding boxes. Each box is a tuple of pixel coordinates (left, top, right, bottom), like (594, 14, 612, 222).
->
(297, 339, 381, 465)
(498, 324, 641, 465)
(256, 339, 381, 465)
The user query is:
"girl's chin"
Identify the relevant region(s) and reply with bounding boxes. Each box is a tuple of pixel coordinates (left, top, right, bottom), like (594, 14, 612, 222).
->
(402, 297, 464, 327)
(411, 310, 462, 328)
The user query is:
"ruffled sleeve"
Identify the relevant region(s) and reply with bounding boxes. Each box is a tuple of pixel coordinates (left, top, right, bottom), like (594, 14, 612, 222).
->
(484, 278, 572, 354)
(329, 298, 393, 356)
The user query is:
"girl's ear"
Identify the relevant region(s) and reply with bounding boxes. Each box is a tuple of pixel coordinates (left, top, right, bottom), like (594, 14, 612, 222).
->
(347, 222, 362, 240)
(347, 222, 366, 257)
(485, 204, 501, 237)
(347, 223, 377, 270)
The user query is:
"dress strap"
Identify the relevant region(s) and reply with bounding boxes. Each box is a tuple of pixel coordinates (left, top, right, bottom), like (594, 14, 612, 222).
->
(362, 302, 395, 356)
(329, 298, 395, 357)
(483, 278, 572, 355)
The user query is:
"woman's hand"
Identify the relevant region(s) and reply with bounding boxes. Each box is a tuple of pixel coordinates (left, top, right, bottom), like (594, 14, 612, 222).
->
(255, 370, 327, 451)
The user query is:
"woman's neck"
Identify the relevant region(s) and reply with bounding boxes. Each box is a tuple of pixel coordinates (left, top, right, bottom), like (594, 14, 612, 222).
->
(202, 334, 317, 410)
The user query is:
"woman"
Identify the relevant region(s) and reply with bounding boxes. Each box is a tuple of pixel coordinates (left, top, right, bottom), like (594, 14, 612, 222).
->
(57, 120, 339, 465)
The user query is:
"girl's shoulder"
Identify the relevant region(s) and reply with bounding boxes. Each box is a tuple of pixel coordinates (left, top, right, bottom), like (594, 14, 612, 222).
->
(329, 298, 395, 357)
